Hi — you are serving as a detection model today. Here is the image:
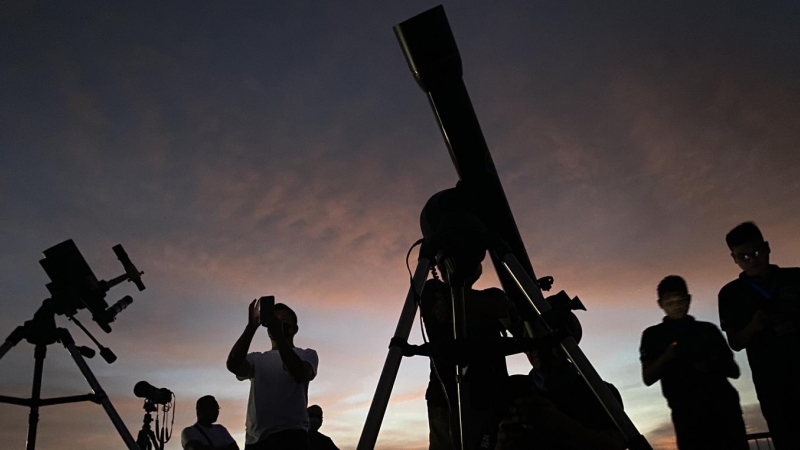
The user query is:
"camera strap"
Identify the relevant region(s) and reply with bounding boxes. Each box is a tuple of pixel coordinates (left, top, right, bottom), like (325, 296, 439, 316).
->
(193, 424, 214, 446)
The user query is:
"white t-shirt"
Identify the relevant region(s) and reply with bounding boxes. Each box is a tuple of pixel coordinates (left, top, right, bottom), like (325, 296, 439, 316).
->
(181, 423, 236, 449)
(239, 348, 319, 445)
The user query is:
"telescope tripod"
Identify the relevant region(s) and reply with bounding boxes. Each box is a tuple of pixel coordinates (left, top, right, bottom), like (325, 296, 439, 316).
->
(357, 239, 652, 450)
(0, 299, 138, 450)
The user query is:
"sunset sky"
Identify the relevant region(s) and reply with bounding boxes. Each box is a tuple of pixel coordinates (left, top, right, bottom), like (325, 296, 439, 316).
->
(1, 1, 799, 449)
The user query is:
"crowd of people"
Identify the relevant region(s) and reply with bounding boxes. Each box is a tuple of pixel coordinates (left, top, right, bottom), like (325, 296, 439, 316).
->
(177, 221, 798, 450)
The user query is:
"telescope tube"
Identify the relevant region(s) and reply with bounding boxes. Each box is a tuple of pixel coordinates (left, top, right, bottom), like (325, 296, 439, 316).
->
(394, 5, 537, 307)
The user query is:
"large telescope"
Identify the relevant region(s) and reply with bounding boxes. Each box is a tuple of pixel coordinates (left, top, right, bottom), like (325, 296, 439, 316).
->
(357, 5, 652, 450)
(395, 5, 537, 316)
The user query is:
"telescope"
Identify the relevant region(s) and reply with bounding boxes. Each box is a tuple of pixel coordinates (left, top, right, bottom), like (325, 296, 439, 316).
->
(40, 239, 145, 333)
(358, 5, 653, 450)
(0, 239, 147, 450)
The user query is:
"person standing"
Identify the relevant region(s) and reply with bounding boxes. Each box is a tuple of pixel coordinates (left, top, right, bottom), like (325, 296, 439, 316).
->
(641, 275, 747, 450)
(719, 222, 800, 448)
(227, 300, 318, 450)
(420, 261, 514, 450)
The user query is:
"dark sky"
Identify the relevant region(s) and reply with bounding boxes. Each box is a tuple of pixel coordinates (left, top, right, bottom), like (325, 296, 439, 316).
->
(1, 1, 799, 449)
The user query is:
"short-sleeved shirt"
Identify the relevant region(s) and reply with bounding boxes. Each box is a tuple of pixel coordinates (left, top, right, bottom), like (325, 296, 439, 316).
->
(718, 265, 800, 397)
(419, 278, 510, 409)
(238, 348, 319, 445)
(181, 422, 236, 449)
(639, 316, 740, 413)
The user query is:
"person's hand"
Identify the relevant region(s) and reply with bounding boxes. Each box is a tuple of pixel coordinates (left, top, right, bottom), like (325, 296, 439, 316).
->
(750, 309, 770, 332)
(247, 299, 260, 329)
(662, 342, 679, 361)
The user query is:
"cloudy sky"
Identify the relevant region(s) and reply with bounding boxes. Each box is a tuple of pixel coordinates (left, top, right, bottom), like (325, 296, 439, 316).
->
(1, 1, 798, 449)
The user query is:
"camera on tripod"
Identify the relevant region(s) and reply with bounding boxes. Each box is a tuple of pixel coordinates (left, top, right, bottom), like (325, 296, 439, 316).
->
(134, 381, 175, 450)
(134, 381, 173, 405)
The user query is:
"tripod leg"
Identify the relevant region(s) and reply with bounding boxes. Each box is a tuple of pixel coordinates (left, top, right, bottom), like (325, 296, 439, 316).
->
(136, 428, 151, 450)
(60, 336, 139, 450)
(0, 326, 25, 360)
(449, 281, 469, 450)
(357, 256, 431, 450)
(496, 251, 653, 450)
(26, 345, 46, 450)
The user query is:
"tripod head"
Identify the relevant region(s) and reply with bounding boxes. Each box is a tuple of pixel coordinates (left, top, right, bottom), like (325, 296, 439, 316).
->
(40, 239, 145, 333)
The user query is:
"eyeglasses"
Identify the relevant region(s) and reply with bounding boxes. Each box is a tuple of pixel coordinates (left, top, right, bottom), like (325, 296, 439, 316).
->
(734, 247, 765, 262)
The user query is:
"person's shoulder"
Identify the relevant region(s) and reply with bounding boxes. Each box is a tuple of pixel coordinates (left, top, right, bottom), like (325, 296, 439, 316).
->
(296, 347, 319, 360)
(693, 319, 723, 333)
(479, 286, 505, 296)
(641, 322, 665, 338)
(246, 351, 268, 361)
(180, 425, 199, 440)
(719, 277, 747, 297)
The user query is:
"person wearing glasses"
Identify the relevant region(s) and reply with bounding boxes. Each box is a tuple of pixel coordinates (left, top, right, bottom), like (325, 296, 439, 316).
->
(719, 222, 800, 448)
(641, 275, 747, 450)
(181, 396, 239, 450)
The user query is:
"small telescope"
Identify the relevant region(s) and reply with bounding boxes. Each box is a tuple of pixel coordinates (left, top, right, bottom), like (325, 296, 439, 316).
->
(40, 239, 145, 333)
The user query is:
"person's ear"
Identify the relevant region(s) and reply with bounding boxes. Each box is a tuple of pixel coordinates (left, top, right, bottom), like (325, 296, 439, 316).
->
(687, 294, 692, 303)
(730, 252, 737, 264)
(764, 241, 771, 255)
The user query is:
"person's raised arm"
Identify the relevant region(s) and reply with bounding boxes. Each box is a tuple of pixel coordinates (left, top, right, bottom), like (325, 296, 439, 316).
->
(226, 299, 259, 378)
(265, 314, 315, 383)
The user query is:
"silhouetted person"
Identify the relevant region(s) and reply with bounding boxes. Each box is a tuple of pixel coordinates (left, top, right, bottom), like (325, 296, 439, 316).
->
(496, 311, 625, 450)
(227, 301, 318, 450)
(719, 222, 800, 448)
(181, 395, 239, 450)
(420, 261, 514, 450)
(640, 275, 747, 450)
(306, 405, 338, 450)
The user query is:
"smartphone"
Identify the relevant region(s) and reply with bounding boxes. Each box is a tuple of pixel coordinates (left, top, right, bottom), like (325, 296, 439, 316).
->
(259, 296, 275, 327)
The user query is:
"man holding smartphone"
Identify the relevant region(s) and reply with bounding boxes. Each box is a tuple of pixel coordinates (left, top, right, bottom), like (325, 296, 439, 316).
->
(227, 298, 319, 450)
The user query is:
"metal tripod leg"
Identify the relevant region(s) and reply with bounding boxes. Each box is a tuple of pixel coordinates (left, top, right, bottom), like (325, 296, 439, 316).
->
(0, 326, 25, 360)
(445, 270, 470, 450)
(496, 251, 652, 450)
(26, 345, 46, 450)
(357, 256, 431, 450)
(61, 336, 139, 450)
